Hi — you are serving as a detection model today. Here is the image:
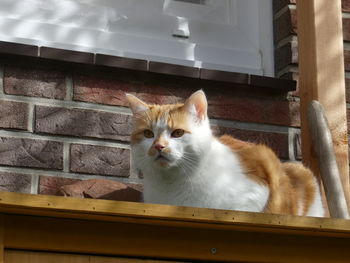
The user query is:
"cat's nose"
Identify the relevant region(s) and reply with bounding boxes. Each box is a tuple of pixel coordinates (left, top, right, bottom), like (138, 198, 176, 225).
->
(154, 144, 165, 152)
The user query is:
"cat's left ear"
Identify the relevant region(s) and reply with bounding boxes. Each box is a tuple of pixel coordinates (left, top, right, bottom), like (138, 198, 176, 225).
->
(183, 90, 208, 121)
(125, 93, 149, 115)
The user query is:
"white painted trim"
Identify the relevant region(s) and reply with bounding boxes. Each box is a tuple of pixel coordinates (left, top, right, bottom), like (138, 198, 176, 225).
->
(0, 0, 274, 76)
(258, 0, 275, 77)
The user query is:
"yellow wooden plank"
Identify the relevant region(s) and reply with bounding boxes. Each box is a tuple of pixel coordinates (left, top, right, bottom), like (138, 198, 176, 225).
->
(297, 0, 350, 209)
(3, 215, 350, 263)
(5, 250, 89, 263)
(0, 192, 350, 236)
(4, 250, 186, 263)
(89, 254, 185, 263)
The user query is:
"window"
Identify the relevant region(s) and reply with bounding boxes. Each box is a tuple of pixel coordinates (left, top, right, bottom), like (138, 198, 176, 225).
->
(0, 0, 274, 75)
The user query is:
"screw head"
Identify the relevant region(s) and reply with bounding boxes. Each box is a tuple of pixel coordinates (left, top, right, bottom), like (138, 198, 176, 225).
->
(210, 247, 217, 254)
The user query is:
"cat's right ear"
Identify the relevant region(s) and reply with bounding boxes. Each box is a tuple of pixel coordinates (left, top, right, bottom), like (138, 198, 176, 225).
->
(183, 90, 208, 121)
(125, 93, 149, 115)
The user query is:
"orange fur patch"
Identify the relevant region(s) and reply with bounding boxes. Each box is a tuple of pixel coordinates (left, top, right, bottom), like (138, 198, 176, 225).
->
(219, 134, 318, 215)
(282, 162, 316, 215)
(131, 103, 191, 145)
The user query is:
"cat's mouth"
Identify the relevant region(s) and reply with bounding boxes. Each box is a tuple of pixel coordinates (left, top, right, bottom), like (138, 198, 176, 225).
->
(155, 154, 169, 162)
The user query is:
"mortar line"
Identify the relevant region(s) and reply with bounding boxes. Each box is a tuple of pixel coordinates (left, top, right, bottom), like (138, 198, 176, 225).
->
(27, 102, 35, 133)
(210, 118, 299, 134)
(273, 4, 296, 20)
(0, 166, 143, 185)
(30, 174, 39, 194)
(0, 94, 132, 115)
(288, 128, 298, 161)
(63, 142, 70, 173)
(65, 75, 74, 101)
(343, 12, 350, 19)
(344, 42, 350, 50)
(0, 130, 130, 149)
(276, 35, 297, 49)
(276, 65, 298, 78)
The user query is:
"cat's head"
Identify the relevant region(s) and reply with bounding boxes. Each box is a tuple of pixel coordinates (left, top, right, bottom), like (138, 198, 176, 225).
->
(126, 90, 212, 171)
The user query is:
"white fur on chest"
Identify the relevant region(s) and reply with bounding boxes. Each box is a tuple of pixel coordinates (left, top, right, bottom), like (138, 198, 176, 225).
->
(141, 139, 269, 212)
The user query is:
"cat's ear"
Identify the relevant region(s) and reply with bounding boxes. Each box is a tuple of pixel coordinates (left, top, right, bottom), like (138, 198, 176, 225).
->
(125, 93, 149, 115)
(183, 90, 208, 121)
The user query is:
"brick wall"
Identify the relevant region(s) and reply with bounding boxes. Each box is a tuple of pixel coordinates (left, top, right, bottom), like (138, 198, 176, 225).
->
(0, 53, 299, 201)
(273, 0, 350, 96)
(272, 1, 350, 178)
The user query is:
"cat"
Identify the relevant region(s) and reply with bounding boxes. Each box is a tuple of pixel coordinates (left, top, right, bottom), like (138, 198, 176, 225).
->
(126, 90, 324, 217)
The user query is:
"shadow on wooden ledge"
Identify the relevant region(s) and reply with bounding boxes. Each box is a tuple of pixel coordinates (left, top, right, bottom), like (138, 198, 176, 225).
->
(59, 179, 143, 202)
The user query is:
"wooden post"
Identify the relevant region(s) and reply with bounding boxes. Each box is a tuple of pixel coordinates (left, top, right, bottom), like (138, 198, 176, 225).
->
(297, 0, 350, 209)
(0, 214, 4, 263)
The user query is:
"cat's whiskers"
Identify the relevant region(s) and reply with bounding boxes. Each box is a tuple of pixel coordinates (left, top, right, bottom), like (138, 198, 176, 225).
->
(134, 154, 151, 171)
(176, 159, 195, 197)
(181, 152, 200, 167)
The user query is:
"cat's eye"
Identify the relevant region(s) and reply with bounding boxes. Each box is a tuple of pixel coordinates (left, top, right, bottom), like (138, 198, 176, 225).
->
(143, 129, 154, 138)
(171, 129, 185, 138)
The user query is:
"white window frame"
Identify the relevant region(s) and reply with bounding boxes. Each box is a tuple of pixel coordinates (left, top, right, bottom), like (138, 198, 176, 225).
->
(0, 0, 274, 76)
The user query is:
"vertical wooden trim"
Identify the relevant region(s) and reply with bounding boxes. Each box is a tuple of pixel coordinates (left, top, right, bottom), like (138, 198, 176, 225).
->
(297, 0, 350, 209)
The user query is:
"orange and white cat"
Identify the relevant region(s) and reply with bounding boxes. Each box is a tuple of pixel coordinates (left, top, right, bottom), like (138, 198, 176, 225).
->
(126, 90, 324, 216)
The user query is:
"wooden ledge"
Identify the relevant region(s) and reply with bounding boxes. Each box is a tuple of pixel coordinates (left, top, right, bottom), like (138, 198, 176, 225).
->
(0, 191, 349, 236)
(1, 192, 350, 262)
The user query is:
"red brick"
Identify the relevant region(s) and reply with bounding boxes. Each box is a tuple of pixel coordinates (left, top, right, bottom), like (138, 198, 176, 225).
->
(137, 84, 193, 105)
(345, 50, 350, 71)
(0, 100, 28, 130)
(0, 172, 31, 193)
(4, 66, 66, 99)
(59, 179, 142, 202)
(275, 8, 349, 43)
(73, 75, 136, 106)
(0, 137, 63, 169)
(343, 0, 350, 12)
(74, 74, 194, 107)
(39, 176, 80, 196)
(74, 75, 299, 127)
(274, 6, 297, 43)
(275, 41, 298, 72)
(35, 106, 132, 142)
(343, 17, 350, 42)
(70, 144, 130, 177)
(212, 126, 289, 159)
(206, 90, 300, 127)
(273, 0, 296, 13)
